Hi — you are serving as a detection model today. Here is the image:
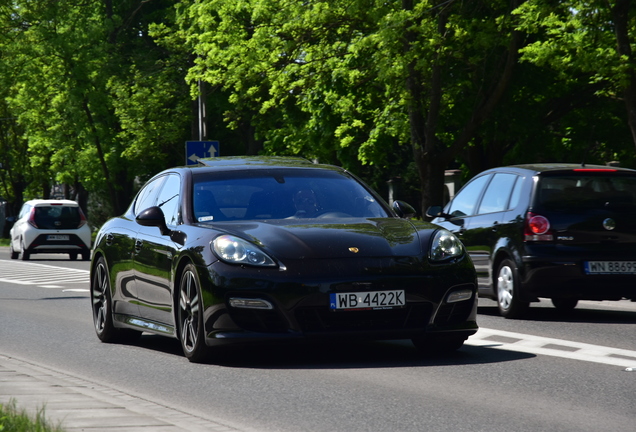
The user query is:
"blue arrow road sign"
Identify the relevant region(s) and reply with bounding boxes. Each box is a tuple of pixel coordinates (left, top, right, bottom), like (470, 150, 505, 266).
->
(185, 141, 220, 165)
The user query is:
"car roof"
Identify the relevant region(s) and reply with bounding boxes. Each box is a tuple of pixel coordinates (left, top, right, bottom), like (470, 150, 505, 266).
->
(25, 199, 79, 206)
(176, 156, 347, 175)
(507, 163, 636, 174)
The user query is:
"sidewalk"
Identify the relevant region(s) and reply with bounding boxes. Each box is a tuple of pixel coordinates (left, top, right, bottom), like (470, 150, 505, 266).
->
(0, 354, 241, 432)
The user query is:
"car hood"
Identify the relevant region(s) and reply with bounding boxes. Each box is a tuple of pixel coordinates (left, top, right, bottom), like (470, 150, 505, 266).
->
(211, 218, 426, 259)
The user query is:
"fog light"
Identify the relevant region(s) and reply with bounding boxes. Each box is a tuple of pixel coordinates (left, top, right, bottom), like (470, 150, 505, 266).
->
(229, 298, 274, 310)
(446, 289, 473, 303)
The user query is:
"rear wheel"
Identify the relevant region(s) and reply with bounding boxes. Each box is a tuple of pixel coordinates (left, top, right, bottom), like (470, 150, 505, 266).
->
(81, 252, 91, 261)
(496, 259, 529, 319)
(551, 298, 578, 311)
(9, 242, 18, 259)
(20, 240, 30, 261)
(91, 257, 141, 343)
(69, 253, 78, 261)
(177, 264, 209, 363)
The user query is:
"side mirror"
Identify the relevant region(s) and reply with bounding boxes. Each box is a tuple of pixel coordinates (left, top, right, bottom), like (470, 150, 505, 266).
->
(426, 206, 444, 218)
(392, 200, 416, 219)
(136, 206, 170, 236)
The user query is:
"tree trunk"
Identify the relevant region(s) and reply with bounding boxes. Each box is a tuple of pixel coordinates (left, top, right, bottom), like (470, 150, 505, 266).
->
(612, 0, 636, 151)
(403, 0, 450, 217)
(82, 98, 121, 214)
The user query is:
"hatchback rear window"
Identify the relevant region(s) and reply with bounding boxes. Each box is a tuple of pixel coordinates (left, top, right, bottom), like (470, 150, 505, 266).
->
(34, 206, 81, 229)
(536, 175, 636, 211)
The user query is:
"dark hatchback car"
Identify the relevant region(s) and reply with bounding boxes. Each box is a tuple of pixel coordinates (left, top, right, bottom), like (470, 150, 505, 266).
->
(428, 163, 636, 318)
(90, 156, 478, 362)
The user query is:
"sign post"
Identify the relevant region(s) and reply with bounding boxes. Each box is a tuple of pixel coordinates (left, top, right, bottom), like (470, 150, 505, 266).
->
(185, 141, 220, 165)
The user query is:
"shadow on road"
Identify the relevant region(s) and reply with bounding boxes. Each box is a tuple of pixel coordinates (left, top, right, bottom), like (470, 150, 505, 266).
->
(133, 334, 534, 369)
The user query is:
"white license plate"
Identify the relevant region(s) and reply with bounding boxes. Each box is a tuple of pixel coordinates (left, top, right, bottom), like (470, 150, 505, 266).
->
(47, 235, 69, 241)
(584, 261, 636, 274)
(330, 290, 405, 310)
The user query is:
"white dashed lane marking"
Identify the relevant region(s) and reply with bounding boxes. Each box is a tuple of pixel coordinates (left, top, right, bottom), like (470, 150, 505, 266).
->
(467, 327, 636, 369)
(0, 259, 89, 289)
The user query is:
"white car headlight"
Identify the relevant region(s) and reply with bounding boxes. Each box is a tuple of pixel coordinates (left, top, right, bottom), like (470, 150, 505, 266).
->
(212, 235, 277, 267)
(429, 229, 464, 262)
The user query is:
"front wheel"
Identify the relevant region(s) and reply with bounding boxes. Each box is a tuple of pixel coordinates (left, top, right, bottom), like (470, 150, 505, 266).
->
(177, 264, 209, 363)
(496, 259, 529, 319)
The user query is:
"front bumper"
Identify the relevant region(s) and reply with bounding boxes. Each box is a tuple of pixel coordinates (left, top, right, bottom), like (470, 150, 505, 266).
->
(199, 257, 479, 347)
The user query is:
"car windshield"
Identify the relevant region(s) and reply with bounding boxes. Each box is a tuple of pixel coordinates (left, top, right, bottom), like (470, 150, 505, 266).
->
(536, 174, 636, 211)
(34, 206, 81, 229)
(192, 168, 389, 222)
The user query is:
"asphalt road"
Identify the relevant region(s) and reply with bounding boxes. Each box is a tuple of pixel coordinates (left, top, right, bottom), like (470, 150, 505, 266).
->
(1, 248, 635, 432)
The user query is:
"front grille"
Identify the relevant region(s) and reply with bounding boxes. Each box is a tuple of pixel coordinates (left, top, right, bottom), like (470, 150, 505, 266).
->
(295, 303, 433, 333)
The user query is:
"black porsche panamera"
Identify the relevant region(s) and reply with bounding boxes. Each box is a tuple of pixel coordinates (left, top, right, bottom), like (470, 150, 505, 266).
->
(90, 156, 478, 362)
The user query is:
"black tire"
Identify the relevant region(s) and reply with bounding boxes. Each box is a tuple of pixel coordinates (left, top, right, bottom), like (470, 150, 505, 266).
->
(177, 264, 209, 363)
(81, 252, 91, 261)
(412, 335, 466, 355)
(551, 298, 578, 311)
(91, 257, 141, 343)
(496, 259, 529, 319)
(20, 240, 30, 261)
(9, 243, 18, 259)
(69, 253, 78, 261)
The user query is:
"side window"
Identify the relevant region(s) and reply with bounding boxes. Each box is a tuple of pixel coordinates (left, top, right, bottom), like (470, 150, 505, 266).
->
(477, 173, 519, 214)
(156, 174, 181, 227)
(135, 176, 166, 216)
(18, 204, 31, 219)
(508, 176, 523, 210)
(447, 174, 491, 218)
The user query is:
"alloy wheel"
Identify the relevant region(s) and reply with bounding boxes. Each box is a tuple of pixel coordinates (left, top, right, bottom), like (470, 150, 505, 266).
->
(179, 269, 201, 353)
(92, 261, 108, 335)
(497, 265, 514, 310)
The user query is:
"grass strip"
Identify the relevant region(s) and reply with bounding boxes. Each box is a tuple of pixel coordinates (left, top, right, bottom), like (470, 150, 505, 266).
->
(0, 399, 65, 432)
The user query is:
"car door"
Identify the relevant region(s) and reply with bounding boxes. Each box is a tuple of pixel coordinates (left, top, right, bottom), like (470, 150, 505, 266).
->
(10, 203, 30, 251)
(433, 173, 493, 241)
(460, 172, 522, 292)
(133, 173, 182, 325)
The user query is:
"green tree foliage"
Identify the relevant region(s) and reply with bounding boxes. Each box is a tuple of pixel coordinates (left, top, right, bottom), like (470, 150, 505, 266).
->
(512, 0, 636, 166)
(160, 0, 526, 213)
(1, 0, 635, 225)
(1, 0, 192, 219)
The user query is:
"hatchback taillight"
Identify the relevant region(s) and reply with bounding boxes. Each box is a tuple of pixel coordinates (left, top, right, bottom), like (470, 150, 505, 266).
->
(524, 212, 553, 241)
(27, 208, 38, 228)
(78, 208, 87, 228)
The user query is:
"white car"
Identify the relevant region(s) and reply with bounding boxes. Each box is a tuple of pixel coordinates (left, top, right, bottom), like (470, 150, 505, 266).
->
(9, 199, 92, 261)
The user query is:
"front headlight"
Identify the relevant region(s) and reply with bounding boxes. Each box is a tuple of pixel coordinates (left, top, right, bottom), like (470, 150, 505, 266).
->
(212, 235, 277, 267)
(429, 229, 464, 262)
